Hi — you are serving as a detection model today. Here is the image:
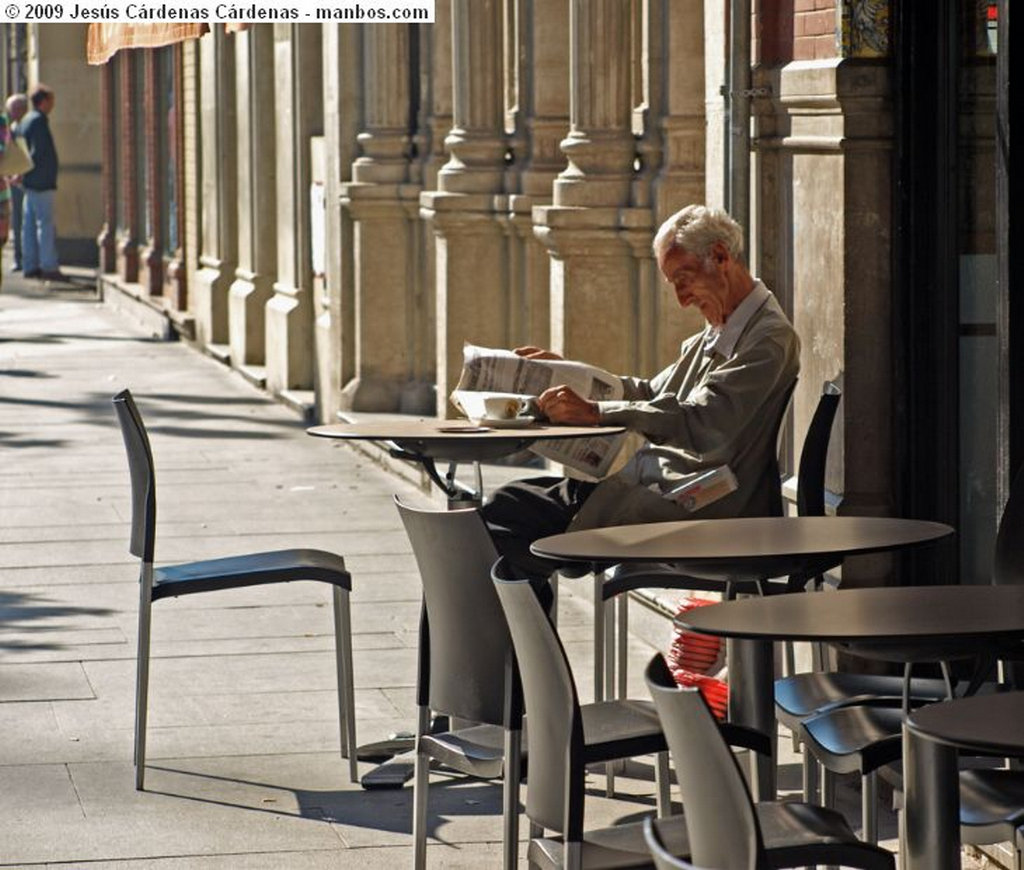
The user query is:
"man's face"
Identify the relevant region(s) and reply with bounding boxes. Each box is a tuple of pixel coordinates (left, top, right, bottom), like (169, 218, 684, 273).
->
(40, 94, 55, 114)
(658, 243, 730, 326)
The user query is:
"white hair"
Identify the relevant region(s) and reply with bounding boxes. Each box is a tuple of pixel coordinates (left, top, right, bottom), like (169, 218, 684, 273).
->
(652, 205, 744, 262)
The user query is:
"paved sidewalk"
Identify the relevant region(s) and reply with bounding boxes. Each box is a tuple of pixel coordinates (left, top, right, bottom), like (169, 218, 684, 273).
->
(0, 267, 675, 867)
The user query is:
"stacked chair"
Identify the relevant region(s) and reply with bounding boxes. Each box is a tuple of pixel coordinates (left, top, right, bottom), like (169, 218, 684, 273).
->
(112, 389, 358, 790)
(785, 464, 1024, 854)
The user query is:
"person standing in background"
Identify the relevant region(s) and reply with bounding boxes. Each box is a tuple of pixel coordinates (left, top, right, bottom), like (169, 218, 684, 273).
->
(5, 93, 28, 274)
(20, 84, 65, 282)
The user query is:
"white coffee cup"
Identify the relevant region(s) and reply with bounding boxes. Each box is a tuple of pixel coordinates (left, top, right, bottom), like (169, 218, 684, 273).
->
(480, 392, 530, 420)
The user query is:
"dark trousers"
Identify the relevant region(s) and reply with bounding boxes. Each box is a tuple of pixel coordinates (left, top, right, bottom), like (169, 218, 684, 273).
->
(10, 184, 22, 268)
(481, 475, 597, 583)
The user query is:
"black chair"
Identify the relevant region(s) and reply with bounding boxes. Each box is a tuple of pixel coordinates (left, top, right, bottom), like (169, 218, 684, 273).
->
(112, 389, 357, 790)
(492, 557, 673, 869)
(645, 654, 895, 870)
(395, 497, 523, 870)
(795, 463, 1024, 843)
(774, 381, 953, 805)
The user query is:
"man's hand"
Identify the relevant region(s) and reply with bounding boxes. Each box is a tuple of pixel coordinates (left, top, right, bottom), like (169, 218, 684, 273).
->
(514, 346, 563, 361)
(537, 385, 600, 425)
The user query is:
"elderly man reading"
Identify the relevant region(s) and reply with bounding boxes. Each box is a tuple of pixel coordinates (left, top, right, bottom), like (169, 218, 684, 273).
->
(482, 204, 800, 580)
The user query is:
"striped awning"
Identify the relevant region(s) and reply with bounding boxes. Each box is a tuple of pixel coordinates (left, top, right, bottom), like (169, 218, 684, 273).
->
(86, 23, 248, 65)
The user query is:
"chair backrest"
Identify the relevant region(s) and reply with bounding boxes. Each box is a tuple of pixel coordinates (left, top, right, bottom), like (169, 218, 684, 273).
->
(762, 377, 797, 518)
(993, 463, 1024, 586)
(492, 557, 585, 839)
(796, 381, 842, 518)
(112, 389, 157, 564)
(646, 654, 761, 870)
(643, 817, 701, 870)
(396, 497, 518, 726)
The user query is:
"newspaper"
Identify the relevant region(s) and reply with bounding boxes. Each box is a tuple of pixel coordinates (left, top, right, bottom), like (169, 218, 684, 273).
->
(451, 343, 629, 479)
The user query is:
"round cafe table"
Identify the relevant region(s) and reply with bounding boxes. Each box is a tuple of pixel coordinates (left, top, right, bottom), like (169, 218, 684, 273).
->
(533, 516, 954, 799)
(905, 690, 1024, 870)
(310, 418, 624, 505)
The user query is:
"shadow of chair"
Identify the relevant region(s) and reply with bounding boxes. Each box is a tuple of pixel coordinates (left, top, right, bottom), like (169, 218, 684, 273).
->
(112, 388, 357, 790)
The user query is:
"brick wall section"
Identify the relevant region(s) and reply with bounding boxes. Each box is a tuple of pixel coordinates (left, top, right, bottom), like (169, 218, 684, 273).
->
(794, 0, 837, 60)
(757, 0, 838, 64)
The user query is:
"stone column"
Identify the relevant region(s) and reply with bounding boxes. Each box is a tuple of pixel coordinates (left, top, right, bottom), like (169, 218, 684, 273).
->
(533, 0, 648, 375)
(193, 30, 237, 350)
(421, 0, 511, 413)
(319, 24, 362, 423)
(266, 24, 323, 395)
(408, 1, 453, 413)
(755, 60, 895, 584)
(117, 52, 139, 284)
(506, 0, 569, 350)
(139, 50, 163, 299)
(97, 60, 117, 273)
(340, 24, 429, 413)
(228, 26, 277, 371)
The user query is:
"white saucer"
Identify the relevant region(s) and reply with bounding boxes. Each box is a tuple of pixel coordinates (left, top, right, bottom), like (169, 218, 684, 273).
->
(471, 415, 536, 429)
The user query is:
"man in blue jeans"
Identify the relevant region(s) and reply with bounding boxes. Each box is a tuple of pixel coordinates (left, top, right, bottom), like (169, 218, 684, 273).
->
(19, 83, 65, 282)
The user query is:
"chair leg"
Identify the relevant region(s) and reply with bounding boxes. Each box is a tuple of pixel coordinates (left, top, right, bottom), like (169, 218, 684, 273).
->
(656, 750, 671, 817)
(802, 744, 819, 804)
(412, 706, 431, 870)
(134, 568, 154, 791)
(333, 586, 359, 784)
(820, 766, 835, 809)
(617, 593, 628, 700)
(593, 572, 605, 704)
(564, 839, 583, 870)
(862, 771, 878, 844)
(503, 728, 522, 870)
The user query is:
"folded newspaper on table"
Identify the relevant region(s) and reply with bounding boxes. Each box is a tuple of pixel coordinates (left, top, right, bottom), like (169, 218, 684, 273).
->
(451, 343, 629, 479)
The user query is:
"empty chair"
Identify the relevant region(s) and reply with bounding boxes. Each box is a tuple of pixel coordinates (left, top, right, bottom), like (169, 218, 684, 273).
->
(395, 497, 523, 870)
(112, 389, 357, 790)
(645, 653, 894, 870)
(492, 557, 674, 869)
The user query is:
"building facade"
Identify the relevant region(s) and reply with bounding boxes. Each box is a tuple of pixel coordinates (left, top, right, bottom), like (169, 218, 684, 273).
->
(82, 0, 1017, 589)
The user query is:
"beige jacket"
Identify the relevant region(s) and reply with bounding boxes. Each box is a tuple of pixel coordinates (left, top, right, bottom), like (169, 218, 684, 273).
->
(569, 286, 800, 531)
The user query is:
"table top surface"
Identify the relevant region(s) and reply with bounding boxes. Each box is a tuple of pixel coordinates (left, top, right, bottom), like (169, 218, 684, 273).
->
(907, 691, 1024, 755)
(531, 516, 952, 566)
(676, 584, 1024, 644)
(308, 419, 625, 462)
(308, 419, 624, 443)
